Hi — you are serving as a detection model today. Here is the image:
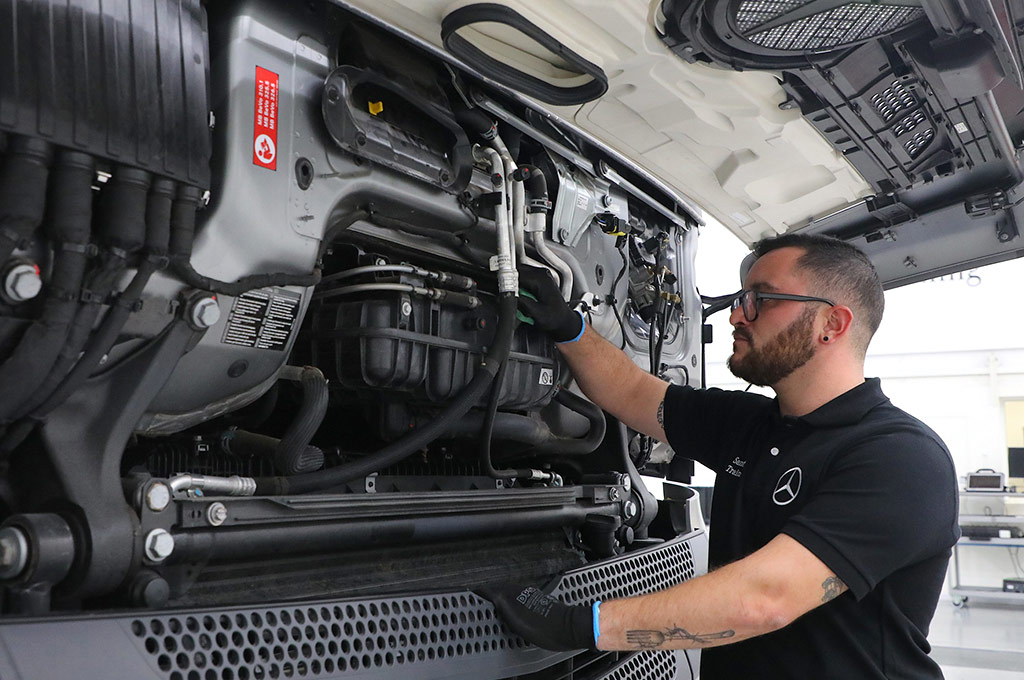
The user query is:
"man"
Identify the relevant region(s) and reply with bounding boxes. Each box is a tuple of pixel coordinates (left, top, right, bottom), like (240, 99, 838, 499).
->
(482, 233, 959, 678)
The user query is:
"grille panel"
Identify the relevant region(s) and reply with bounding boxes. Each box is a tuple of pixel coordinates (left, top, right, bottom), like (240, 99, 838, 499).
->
(599, 650, 677, 680)
(739, 2, 924, 52)
(871, 81, 916, 123)
(554, 536, 696, 605)
(734, 0, 808, 34)
(98, 533, 704, 679)
(129, 596, 525, 680)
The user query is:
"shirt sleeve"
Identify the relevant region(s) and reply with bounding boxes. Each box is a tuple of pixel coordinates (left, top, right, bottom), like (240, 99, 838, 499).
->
(781, 428, 960, 600)
(663, 384, 773, 473)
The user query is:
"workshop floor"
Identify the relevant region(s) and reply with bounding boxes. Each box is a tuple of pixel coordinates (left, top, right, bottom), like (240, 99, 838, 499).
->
(929, 600, 1024, 678)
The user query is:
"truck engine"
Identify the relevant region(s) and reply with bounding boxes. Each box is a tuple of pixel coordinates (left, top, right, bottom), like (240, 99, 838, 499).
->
(0, 1, 708, 678)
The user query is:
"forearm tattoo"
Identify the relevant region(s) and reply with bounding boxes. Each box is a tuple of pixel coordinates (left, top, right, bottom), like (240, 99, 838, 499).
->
(821, 576, 845, 603)
(625, 626, 735, 650)
(656, 400, 665, 428)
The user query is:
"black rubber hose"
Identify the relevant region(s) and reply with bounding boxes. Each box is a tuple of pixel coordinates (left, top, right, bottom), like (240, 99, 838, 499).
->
(254, 293, 518, 495)
(455, 108, 497, 140)
(223, 430, 324, 474)
(0, 151, 94, 425)
(516, 164, 549, 209)
(10, 167, 150, 421)
(170, 185, 322, 295)
(274, 366, 329, 474)
(478, 358, 522, 480)
(26, 178, 175, 421)
(0, 136, 53, 263)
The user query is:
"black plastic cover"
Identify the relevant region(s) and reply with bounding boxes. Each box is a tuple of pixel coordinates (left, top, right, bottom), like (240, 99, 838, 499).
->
(307, 293, 559, 411)
(0, 0, 211, 188)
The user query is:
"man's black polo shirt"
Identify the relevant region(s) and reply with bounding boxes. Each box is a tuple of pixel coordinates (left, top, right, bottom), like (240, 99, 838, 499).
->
(663, 378, 959, 679)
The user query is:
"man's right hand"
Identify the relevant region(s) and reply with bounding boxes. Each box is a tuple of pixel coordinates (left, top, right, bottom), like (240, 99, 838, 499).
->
(518, 266, 583, 343)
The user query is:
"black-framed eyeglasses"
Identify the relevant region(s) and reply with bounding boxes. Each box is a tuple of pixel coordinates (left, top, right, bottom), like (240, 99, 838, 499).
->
(730, 289, 836, 322)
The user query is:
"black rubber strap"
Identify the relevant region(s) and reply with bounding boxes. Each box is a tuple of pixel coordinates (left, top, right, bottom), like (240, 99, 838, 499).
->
(441, 3, 608, 106)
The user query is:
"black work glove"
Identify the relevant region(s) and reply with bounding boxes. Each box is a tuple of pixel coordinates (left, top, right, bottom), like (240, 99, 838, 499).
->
(517, 265, 583, 343)
(476, 583, 596, 651)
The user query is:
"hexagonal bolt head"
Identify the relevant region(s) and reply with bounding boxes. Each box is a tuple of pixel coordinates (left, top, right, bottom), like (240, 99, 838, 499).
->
(206, 502, 228, 527)
(145, 483, 171, 512)
(144, 529, 175, 562)
(189, 297, 221, 329)
(3, 264, 42, 303)
(623, 500, 638, 520)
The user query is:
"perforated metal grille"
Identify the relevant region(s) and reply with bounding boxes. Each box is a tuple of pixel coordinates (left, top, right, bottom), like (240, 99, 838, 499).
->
(599, 650, 677, 680)
(871, 81, 916, 122)
(735, 0, 809, 34)
(554, 538, 696, 605)
(740, 2, 924, 51)
(128, 594, 524, 680)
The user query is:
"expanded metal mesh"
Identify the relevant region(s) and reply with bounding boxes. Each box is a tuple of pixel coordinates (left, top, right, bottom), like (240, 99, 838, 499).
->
(738, 2, 924, 51)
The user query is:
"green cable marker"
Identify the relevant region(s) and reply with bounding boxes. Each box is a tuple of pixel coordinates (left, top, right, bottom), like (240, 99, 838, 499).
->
(517, 289, 536, 324)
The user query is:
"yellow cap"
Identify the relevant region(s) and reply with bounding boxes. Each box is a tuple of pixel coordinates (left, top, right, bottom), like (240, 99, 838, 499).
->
(368, 100, 384, 116)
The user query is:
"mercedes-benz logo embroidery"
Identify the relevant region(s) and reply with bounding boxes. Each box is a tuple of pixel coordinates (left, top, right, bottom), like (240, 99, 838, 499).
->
(772, 467, 802, 506)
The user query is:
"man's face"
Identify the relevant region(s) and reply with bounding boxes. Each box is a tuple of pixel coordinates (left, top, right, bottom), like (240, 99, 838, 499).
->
(727, 248, 821, 386)
(728, 306, 817, 386)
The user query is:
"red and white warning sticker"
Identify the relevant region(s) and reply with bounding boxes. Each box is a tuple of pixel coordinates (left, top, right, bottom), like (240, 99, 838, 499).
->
(253, 66, 279, 170)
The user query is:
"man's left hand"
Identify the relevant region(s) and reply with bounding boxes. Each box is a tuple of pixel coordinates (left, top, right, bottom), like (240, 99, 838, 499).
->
(476, 583, 596, 652)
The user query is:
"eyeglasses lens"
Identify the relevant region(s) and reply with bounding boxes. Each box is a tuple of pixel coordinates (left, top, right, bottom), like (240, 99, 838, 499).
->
(742, 291, 757, 322)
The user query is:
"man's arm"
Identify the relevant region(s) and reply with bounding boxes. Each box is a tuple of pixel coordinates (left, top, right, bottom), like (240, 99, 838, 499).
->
(596, 534, 847, 650)
(556, 325, 670, 443)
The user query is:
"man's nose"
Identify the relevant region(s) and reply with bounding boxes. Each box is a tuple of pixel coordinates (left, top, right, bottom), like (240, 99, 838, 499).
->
(729, 304, 746, 327)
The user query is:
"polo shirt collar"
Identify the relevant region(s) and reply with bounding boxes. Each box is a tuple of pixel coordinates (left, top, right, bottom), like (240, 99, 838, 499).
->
(774, 378, 889, 428)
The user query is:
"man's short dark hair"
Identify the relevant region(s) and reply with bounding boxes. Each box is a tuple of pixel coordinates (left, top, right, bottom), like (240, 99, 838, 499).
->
(752, 233, 884, 356)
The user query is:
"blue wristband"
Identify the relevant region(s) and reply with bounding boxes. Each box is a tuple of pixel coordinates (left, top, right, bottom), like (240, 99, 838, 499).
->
(556, 310, 586, 344)
(592, 600, 602, 644)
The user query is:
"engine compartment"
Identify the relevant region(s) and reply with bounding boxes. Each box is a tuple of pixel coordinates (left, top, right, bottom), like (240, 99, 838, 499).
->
(0, 2, 706, 676)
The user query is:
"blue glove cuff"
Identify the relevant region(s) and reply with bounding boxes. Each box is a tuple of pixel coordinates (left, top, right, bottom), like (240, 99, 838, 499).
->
(556, 310, 586, 344)
(592, 600, 602, 644)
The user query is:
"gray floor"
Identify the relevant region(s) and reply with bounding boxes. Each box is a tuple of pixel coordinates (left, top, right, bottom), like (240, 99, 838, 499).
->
(929, 599, 1024, 678)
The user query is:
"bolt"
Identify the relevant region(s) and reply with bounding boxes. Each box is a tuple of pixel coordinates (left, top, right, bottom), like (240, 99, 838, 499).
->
(326, 85, 340, 103)
(439, 169, 451, 184)
(355, 133, 367, 146)
(609, 487, 620, 501)
(623, 500, 638, 519)
(146, 482, 171, 512)
(144, 529, 175, 562)
(400, 301, 412, 316)
(0, 526, 29, 580)
(558, 228, 569, 241)
(601, 194, 613, 208)
(189, 296, 221, 329)
(3, 264, 42, 303)
(206, 502, 228, 527)
(618, 473, 632, 493)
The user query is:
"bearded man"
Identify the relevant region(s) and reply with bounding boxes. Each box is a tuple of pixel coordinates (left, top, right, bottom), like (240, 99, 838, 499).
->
(481, 233, 959, 679)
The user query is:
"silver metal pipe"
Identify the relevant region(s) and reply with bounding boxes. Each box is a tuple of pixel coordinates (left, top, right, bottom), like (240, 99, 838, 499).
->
(977, 90, 1022, 180)
(168, 474, 257, 497)
(529, 217, 574, 300)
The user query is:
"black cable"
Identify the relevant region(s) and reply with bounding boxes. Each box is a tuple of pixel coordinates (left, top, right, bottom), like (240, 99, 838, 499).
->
(683, 649, 695, 679)
(608, 241, 628, 349)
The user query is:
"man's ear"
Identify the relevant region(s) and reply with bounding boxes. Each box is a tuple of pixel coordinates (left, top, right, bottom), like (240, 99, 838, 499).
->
(821, 306, 854, 342)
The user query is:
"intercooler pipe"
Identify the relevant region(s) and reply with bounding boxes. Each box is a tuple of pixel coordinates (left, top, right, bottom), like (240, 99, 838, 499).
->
(169, 186, 322, 295)
(0, 136, 53, 264)
(253, 293, 519, 495)
(0, 150, 94, 425)
(518, 164, 573, 300)
(23, 178, 175, 422)
(223, 430, 324, 476)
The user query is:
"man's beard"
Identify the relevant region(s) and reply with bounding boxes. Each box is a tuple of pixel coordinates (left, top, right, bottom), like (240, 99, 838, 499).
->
(727, 308, 817, 386)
